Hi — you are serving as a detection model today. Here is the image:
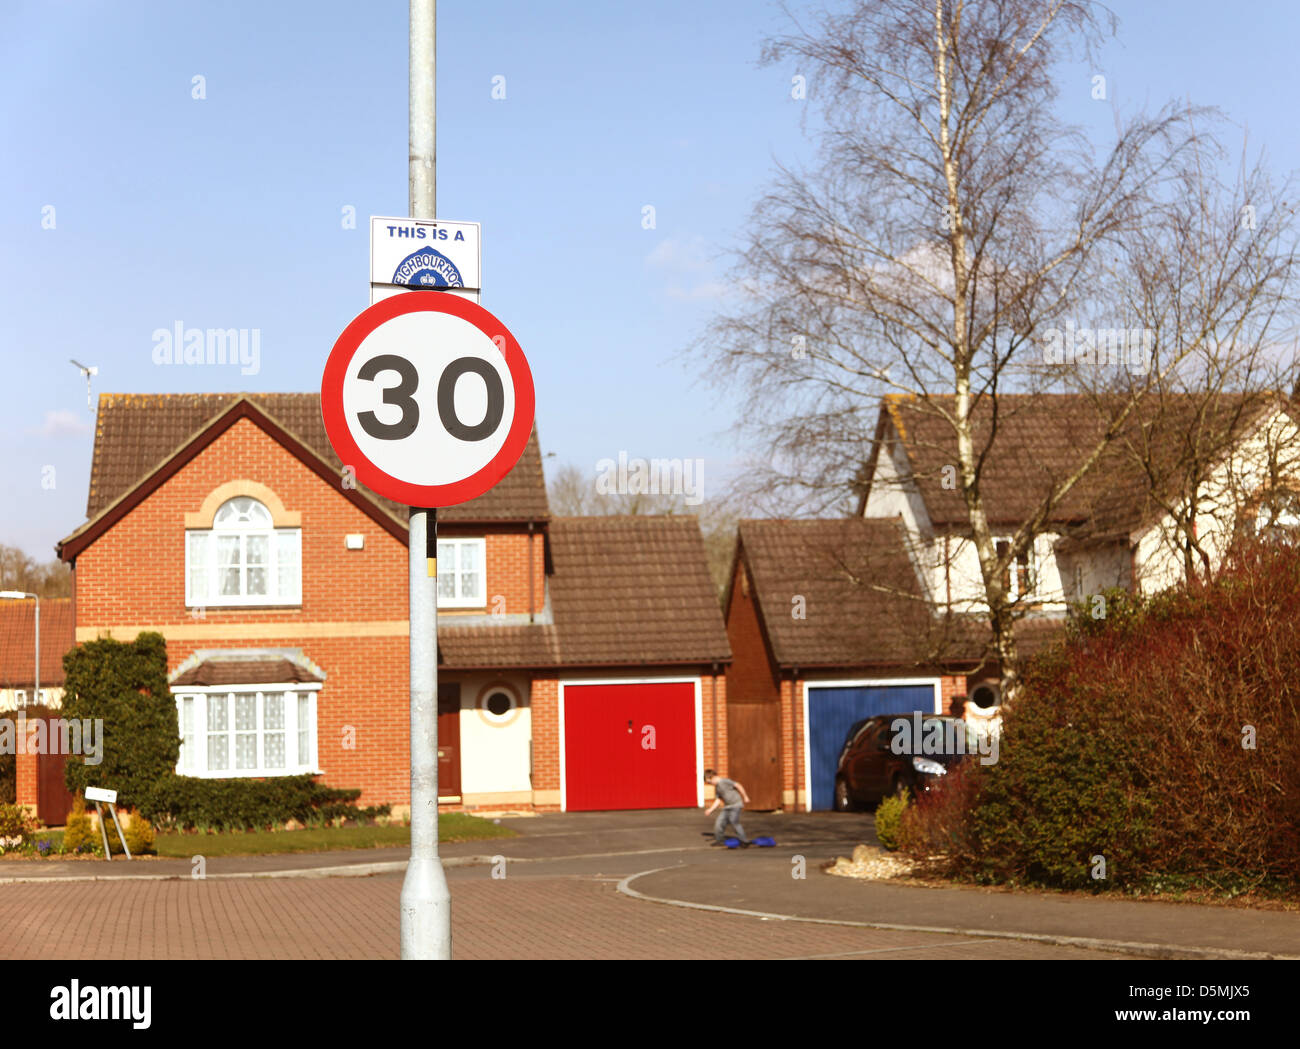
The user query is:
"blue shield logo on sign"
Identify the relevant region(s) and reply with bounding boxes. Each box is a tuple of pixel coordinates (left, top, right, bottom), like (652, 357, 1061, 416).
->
(391, 247, 465, 288)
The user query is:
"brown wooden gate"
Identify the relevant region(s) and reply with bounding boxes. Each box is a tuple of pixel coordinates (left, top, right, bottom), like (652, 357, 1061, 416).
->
(726, 702, 782, 810)
(34, 713, 74, 826)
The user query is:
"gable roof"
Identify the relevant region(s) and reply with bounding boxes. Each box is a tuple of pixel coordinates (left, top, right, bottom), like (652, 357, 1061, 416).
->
(61, 393, 549, 559)
(438, 515, 731, 669)
(863, 392, 1288, 539)
(735, 518, 980, 669)
(0, 598, 73, 689)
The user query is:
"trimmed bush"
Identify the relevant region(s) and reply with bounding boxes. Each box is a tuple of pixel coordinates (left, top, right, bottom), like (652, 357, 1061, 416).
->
(146, 773, 391, 832)
(108, 812, 156, 855)
(61, 632, 179, 809)
(874, 791, 910, 851)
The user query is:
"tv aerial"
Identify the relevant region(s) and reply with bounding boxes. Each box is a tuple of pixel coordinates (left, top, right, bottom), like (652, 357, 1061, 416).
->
(70, 359, 99, 410)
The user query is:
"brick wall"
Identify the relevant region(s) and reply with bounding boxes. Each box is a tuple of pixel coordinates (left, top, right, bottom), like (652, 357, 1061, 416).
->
(529, 677, 559, 807)
(702, 671, 727, 777)
(15, 732, 37, 817)
(434, 529, 545, 617)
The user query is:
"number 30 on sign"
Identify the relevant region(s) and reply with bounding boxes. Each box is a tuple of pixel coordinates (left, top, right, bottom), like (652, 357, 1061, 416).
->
(321, 293, 535, 507)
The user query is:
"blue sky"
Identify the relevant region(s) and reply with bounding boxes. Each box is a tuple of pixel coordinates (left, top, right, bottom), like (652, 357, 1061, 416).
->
(2, 0, 1297, 558)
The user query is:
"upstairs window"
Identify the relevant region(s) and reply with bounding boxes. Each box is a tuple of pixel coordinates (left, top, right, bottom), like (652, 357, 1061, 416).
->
(437, 538, 486, 608)
(995, 538, 1035, 600)
(186, 497, 301, 607)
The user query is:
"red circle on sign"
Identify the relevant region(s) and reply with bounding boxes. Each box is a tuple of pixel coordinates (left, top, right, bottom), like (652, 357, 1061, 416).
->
(321, 292, 535, 507)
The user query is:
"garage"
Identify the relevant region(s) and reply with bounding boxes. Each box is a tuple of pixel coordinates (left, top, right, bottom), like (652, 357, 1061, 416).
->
(561, 680, 700, 811)
(804, 681, 939, 810)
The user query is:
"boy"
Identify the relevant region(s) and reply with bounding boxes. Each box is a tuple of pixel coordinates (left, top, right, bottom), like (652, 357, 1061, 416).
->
(703, 769, 751, 847)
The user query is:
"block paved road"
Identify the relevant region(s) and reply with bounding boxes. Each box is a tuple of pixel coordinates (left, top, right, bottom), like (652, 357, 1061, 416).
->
(0, 865, 1124, 960)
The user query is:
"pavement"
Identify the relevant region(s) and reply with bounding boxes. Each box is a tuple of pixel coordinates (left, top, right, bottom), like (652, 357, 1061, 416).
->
(2, 809, 1296, 960)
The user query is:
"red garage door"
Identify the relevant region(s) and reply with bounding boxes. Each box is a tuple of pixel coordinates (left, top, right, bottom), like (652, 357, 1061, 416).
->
(563, 681, 698, 811)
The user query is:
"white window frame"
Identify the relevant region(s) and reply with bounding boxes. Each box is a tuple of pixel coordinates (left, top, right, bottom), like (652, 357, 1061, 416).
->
(185, 497, 302, 608)
(172, 683, 321, 778)
(437, 537, 487, 608)
(13, 689, 26, 707)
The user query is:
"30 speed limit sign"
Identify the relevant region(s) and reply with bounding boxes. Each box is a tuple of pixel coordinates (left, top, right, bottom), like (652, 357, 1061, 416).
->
(321, 292, 535, 507)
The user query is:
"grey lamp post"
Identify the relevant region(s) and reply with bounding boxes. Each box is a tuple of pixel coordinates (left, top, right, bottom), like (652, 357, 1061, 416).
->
(0, 591, 38, 706)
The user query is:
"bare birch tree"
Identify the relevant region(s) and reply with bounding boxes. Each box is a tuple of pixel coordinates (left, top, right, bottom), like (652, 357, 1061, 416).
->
(703, 0, 1298, 700)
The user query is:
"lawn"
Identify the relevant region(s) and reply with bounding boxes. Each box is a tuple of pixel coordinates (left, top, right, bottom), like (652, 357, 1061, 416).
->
(28, 813, 515, 858)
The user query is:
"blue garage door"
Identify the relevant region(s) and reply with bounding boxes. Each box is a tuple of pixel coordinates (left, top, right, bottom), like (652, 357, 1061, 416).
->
(807, 684, 935, 811)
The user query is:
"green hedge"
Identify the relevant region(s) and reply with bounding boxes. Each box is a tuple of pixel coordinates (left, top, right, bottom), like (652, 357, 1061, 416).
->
(62, 632, 179, 806)
(144, 773, 391, 831)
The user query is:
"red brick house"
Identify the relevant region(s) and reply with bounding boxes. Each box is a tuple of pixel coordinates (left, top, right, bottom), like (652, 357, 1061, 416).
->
(18, 393, 730, 820)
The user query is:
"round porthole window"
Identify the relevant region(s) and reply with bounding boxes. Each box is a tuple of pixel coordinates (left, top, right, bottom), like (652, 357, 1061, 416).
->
(970, 682, 1001, 711)
(476, 683, 522, 726)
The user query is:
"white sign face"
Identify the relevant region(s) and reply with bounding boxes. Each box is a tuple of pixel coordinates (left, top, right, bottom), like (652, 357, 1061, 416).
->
(85, 786, 117, 803)
(340, 309, 515, 488)
(370, 216, 481, 292)
(323, 294, 534, 507)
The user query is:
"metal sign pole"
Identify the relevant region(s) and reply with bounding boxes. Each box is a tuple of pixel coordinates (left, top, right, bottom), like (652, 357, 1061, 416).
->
(399, 0, 451, 960)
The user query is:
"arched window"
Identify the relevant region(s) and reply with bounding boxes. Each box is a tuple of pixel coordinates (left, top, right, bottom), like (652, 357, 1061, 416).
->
(186, 496, 301, 606)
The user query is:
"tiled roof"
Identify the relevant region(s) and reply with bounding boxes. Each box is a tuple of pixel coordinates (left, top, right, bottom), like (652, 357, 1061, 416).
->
(171, 657, 325, 687)
(873, 392, 1283, 535)
(438, 624, 561, 668)
(85, 393, 549, 524)
(738, 518, 979, 668)
(0, 598, 73, 688)
(439, 516, 731, 668)
(548, 516, 731, 666)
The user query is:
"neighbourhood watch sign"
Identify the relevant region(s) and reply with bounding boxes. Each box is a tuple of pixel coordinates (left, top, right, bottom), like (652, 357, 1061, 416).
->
(370, 216, 481, 305)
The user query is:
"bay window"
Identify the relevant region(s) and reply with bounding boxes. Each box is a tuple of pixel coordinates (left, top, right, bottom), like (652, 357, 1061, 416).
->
(174, 686, 320, 777)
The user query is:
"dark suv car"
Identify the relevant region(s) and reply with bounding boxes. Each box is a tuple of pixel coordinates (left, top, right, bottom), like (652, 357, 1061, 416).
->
(833, 713, 970, 811)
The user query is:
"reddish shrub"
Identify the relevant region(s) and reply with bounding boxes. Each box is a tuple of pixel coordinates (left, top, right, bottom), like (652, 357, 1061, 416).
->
(901, 536, 1300, 891)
